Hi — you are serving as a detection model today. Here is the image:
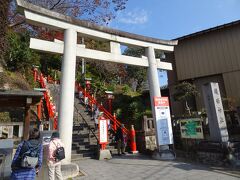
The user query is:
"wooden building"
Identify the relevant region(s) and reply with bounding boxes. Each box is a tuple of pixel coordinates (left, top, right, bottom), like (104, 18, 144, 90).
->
(0, 90, 43, 140)
(168, 20, 240, 117)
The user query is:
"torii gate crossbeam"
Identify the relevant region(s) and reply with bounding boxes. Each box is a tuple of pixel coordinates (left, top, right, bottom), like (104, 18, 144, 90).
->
(17, 0, 178, 162)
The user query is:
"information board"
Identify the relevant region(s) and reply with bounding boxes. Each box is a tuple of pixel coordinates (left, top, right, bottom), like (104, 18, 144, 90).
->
(180, 118, 204, 139)
(154, 97, 173, 145)
(99, 117, 108, 144)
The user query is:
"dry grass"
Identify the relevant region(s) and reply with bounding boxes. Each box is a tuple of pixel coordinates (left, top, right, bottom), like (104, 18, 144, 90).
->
(0, 71, 31, 90)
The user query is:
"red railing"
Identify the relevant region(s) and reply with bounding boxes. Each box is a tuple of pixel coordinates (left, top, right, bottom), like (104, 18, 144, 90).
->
(34, 68, 128, 134)
(33, 68, 58, 130)
(34, 70, 137, 151)
(76, 83, 129, 135)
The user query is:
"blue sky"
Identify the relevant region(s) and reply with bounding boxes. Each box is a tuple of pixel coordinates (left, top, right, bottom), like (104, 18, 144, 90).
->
(109, 0, 240, 86)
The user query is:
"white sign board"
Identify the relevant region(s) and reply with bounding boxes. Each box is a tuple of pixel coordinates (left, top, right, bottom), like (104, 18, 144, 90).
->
(154, 97, 173, 145)
(202, 82, 229, 142)
(99, 118, 108, 144)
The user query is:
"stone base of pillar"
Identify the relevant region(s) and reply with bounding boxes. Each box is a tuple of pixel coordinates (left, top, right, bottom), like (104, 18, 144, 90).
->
(98, 149, 112, 160)
(152, 149, 176, 160)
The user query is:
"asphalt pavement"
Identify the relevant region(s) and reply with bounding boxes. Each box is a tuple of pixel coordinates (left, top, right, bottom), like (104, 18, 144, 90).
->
(72, 154, 240, 180)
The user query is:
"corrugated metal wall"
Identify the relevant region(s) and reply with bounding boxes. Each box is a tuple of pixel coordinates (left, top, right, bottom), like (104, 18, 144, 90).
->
(174, 23, 240, 100)
(193, 75, 226, 110)
(223, 71, 240, 99)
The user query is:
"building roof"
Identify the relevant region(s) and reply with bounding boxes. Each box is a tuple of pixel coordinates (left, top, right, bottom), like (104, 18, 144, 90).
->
(0, 90, 43, 107)
(0, 90, 43, 97)
(16, 0, 177, 46)
(176, 19, 240, 41)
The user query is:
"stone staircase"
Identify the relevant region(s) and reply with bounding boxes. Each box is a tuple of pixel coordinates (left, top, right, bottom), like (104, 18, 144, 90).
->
(46, 83, 117, 160)
(71, 97, 99, 160)
(72, 96, 118, 160)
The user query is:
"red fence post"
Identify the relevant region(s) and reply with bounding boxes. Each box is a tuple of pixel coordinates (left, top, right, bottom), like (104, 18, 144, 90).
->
(37, 99, 42, 120)
(113, 113, 117, 131)
(54, 115, 58, 130)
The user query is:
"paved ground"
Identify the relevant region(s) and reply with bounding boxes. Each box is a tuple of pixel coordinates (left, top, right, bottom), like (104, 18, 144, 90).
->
(73, 154, 240, 180)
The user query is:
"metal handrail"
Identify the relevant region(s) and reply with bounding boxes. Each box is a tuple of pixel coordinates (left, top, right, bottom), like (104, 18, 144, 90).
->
(74, 105, 99, 142)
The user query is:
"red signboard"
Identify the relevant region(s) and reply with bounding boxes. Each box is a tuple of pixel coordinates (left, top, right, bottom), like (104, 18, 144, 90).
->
(154, 97, 169, 107)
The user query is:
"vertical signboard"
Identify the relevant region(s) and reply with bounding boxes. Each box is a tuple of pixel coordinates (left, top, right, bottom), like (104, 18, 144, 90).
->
(99, 116, 108, 144)
(154, 97, 173, 145)
(202, 82, 229, 142)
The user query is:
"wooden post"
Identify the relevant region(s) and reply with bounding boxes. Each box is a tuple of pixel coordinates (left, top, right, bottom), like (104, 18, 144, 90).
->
(23, 105, 31, 140)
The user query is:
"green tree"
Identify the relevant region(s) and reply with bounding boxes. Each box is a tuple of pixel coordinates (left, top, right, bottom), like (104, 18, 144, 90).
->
(123, 47, 147, 91)
(5, 30, 40, 74)
(173, 81, 199, 116)
(0, 0, 11, 71)
(40, 53, 61, 77)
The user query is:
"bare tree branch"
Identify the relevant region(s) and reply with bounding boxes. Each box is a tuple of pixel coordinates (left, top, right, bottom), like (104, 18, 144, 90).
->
(50, 0, 62, 10)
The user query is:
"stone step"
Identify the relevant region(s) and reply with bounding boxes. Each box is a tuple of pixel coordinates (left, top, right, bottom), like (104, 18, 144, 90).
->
(106, 145, 117, 150)
(72, 134, 89, 138)
(72, 138, 97, 143)
(72, 140, 88, 145)
(72, 129, 98, 135)
(72, 150, 96, 157)
(72, 144, 97, 150)
(72, 141, 96, 146)
(71, 152, 96, 160)
(73, 126, 87, 131)
(73, 123, 94, 127)
(72, 136, 98, 141)
(71, 154, 93, 161)
(75, 149, 97, 155)
(72, 141, 91, 146)
(109, 148, 119, 155)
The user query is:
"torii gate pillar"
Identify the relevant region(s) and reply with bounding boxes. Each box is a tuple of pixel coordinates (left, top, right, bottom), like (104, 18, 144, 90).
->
(146, 46, 161, 145)
(58, 29, 77, 162)
(146, 47, 175, 159)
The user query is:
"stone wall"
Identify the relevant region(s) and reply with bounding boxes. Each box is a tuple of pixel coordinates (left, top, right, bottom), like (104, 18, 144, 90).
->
(136, 116, 157, 153)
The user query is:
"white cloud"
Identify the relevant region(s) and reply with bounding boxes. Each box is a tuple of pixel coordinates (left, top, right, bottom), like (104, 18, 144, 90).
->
(117, 8, 148, 24)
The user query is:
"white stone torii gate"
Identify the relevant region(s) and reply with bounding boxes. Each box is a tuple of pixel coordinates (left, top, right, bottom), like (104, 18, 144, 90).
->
(17, 0, 178, 162)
